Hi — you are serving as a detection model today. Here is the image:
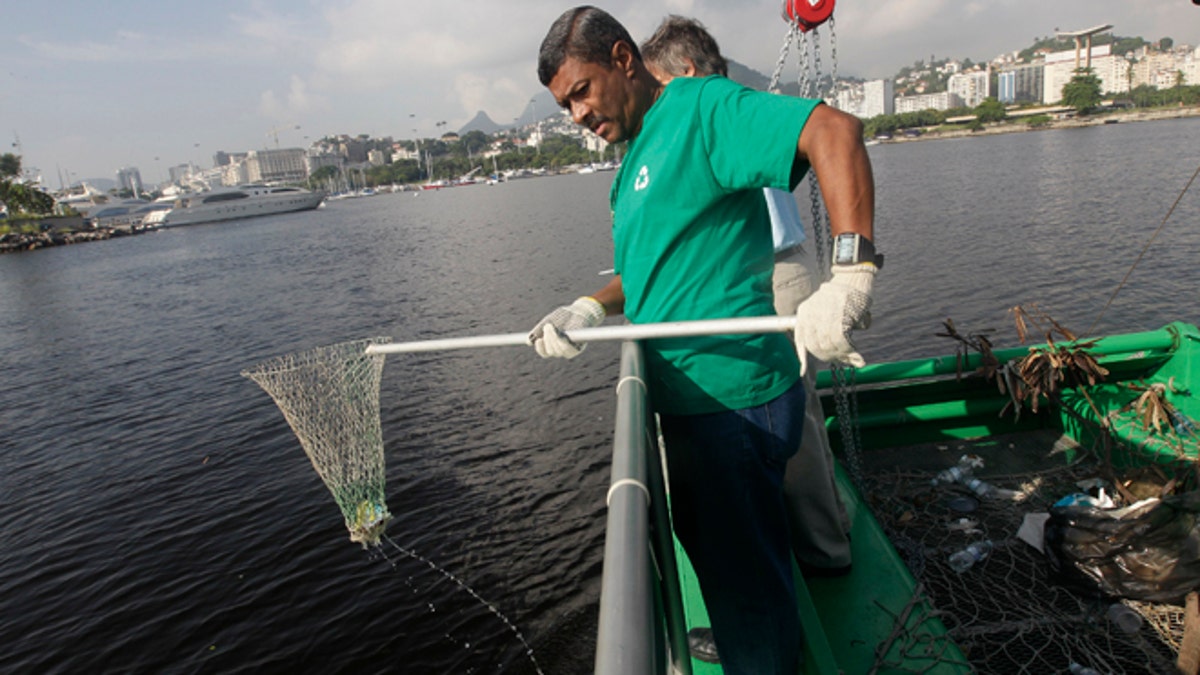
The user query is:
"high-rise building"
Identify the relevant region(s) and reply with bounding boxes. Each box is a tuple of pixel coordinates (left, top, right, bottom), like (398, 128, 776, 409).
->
(831, 79, 893, 119)
(246, 148, 307, 184)
(1043, 44, 1127, 102)
(998, 63, 1045, 104)
(115, 166, 143, 195)
(894, 91, 963, 114)
(948, 69, 990, 108)
(862, 79, 895, 118)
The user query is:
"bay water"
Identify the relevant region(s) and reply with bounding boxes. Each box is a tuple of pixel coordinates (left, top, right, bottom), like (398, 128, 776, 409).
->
(1, 117, 1197, 674)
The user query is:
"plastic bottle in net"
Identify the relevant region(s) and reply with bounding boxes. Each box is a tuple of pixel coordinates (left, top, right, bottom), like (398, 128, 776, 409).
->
(948, 540, 993, 573)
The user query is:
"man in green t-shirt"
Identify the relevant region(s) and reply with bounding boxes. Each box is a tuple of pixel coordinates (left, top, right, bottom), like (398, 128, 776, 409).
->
(530, 7, 877, 674)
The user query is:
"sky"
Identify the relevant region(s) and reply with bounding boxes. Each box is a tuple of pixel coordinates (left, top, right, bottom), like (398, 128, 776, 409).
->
(3, 0, 1198, 186)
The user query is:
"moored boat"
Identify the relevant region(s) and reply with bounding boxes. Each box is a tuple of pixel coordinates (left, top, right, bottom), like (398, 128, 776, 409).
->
(140, 184, 324, 228)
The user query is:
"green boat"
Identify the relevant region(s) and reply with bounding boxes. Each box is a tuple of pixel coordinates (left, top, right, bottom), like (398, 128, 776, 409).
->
(594, 321, 1200, 674)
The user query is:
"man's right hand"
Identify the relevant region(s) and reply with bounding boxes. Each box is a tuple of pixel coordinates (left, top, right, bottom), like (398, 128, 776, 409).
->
(527, 296, 607, 359)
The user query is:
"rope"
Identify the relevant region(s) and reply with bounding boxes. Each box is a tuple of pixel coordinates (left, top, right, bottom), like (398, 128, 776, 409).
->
(1086, 161, 1200, 336)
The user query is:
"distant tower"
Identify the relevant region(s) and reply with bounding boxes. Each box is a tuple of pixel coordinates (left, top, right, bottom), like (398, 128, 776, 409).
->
(1056, 24, 1113, 71)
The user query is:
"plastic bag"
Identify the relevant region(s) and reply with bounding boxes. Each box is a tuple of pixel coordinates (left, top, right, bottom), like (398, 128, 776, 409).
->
(1043, 490, 1200, 604)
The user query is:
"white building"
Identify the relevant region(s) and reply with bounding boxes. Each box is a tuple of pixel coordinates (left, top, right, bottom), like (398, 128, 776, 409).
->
(1043, 44, 1129, 101)
(894, 91, 963, 114)
(115, 166, 143, 195)
(1131, 47, 1197, 89)
(221, 161, 250, 187)
(833, 84, 864, 117)
(832, 79, 893, 118)
(862, 79, 895, 117)
(583, 131, 609, 156)
(948, 69, 990, 108)
(246, 148, 307, 184)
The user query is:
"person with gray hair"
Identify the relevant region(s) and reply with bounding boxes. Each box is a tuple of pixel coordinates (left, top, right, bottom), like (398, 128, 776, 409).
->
(531, 7, 879, 673)
(640, 14, 728, 79)
(640, 10, 853, 571)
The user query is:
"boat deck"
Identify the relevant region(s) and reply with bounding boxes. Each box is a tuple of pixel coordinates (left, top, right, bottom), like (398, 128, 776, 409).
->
(847, 428, 1186, 674)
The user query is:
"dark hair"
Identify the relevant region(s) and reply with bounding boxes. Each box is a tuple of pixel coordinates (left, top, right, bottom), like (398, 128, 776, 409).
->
(538, 6, 641, 86)
(640, 15, 727, 78)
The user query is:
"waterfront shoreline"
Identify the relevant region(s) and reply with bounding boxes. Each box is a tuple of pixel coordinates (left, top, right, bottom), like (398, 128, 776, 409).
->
(881, 105, 1200, 145)
(0, 226, 138, 254)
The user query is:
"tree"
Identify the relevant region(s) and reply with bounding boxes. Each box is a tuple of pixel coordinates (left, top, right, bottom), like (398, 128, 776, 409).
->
(0, 153, 55, 216)
(0, 153, 19, 178)
(1061, 70, 1102, 114)
(975, 97, 1007, 123)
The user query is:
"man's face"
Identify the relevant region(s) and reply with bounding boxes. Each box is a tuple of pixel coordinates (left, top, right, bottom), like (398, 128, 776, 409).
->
(548, 53, 638, 144)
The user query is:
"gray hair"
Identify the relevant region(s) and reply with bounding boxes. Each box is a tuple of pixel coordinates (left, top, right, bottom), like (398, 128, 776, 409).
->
(641, 15, 728, 78)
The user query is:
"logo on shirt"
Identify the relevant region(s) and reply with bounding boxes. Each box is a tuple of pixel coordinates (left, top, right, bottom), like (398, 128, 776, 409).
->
(634, 165, 649, 191)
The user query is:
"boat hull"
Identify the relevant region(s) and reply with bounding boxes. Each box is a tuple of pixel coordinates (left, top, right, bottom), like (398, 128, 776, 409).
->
(147, 189, 324, 228)
(599, 323, 1200, 674)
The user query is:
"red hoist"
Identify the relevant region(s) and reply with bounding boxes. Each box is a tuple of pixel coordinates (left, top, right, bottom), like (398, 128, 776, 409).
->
(782, 0, 835, 32)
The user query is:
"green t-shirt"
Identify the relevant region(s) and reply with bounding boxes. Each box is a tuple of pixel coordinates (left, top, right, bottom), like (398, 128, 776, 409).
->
(610, 75, 820, 415)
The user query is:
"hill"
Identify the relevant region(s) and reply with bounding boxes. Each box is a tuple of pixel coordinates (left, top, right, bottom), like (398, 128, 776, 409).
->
(460, 111, 504, 135)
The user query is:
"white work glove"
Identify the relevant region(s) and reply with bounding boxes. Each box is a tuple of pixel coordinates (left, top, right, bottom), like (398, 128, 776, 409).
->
(794, 264, 876, 376)
(527, 296, 606, 359)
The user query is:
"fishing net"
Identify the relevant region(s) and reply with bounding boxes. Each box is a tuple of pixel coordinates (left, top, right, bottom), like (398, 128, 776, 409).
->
(859, 429, 1186, 674)
(242, 337, 393, 547)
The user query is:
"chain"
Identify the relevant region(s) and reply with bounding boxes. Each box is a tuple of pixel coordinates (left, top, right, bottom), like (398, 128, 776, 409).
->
(776, 13, 869, 526)
(810, 28, 823, 100)
(807, 174, 829, 275)
(831, 363, 866, 490)
(768, 22, 799, 94)
(828, 16, 838, 100)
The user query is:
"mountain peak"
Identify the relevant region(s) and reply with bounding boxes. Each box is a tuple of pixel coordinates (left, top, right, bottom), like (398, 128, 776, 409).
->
(459, 111, 504, 135)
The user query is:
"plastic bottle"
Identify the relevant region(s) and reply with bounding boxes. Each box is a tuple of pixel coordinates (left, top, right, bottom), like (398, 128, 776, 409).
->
(932, 455, 980, 486)
(932, 465, 972, 486)
(967, 477, 998, 497)
(1068, 664, 1100, 675)
(1106, 602, 1143, 634)
(947, 540, 993, 573)
(1171, 410, 1196, 436)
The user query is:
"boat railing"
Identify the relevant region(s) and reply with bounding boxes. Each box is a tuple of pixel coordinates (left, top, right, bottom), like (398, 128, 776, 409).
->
(596, 340, 690, 675)
(815, 325, 1181, 391)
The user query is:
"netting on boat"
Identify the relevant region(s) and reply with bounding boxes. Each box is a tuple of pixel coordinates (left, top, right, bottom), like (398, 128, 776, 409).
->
(858, 429, 1188, 674)
(242, 337, 393, 547)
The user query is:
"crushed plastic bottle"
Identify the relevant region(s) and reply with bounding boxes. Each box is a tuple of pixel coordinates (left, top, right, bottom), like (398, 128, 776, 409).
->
(932, 454, 983, 486)
(947, 540, 993, 573)
(1171, 409, 1196, 436)
(965, 477, 993, 498)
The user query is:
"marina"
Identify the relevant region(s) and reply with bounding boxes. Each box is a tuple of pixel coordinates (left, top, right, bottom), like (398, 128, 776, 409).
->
(0, 117, 1198, 673)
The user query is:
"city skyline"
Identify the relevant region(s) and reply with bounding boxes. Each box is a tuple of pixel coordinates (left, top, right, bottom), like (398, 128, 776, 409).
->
(3, 0, 1198, 184)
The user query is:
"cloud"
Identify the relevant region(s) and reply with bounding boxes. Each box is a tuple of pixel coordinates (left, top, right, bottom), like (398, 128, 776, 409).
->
(259, 74, 328, 120)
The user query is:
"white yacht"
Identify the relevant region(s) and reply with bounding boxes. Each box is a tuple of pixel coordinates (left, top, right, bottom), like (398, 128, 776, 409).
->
(141, 185, 324, 228)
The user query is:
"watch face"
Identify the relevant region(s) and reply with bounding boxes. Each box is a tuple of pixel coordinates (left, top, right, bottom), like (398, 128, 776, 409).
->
(834, 235, 856, 264)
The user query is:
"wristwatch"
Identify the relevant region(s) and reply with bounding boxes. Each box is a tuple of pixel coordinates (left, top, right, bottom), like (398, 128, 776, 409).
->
(832, 233, 884, 269)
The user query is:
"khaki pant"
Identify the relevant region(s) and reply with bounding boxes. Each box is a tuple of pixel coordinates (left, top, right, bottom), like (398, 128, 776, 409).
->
(773, 244, 853, 570)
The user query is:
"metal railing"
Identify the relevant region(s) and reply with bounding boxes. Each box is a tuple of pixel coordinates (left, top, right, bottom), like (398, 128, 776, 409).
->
(595, 340, 690, 675)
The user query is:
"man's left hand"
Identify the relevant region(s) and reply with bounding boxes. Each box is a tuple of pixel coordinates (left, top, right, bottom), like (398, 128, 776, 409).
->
(794, 264, 876, 376)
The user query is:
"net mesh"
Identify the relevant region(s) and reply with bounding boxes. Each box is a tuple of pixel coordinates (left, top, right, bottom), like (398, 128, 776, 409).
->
(858, 429, 1185, 673)
(242, 337, 393, 547)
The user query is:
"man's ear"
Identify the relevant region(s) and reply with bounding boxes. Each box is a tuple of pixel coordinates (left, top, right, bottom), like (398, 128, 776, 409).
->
(682, 61, 697, 78)
(612, 40, 636, 75)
